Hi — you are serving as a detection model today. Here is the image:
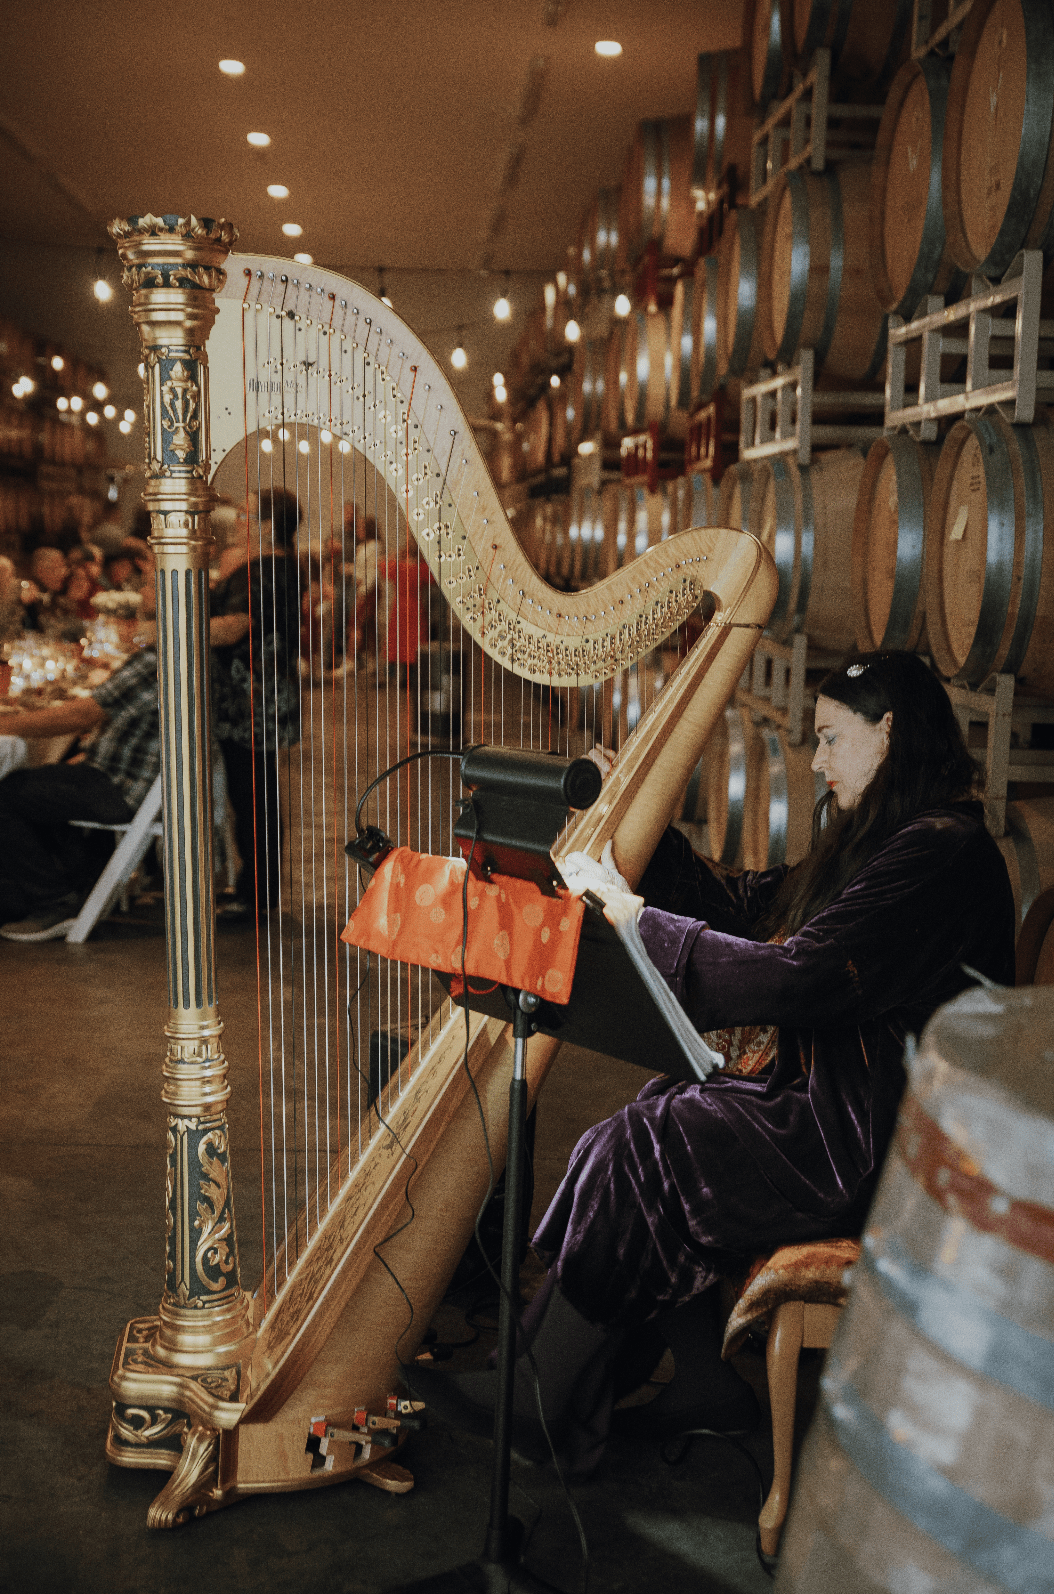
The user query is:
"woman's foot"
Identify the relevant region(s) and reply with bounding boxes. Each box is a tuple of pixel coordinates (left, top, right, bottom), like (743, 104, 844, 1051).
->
(612, 1288, 760, 1440)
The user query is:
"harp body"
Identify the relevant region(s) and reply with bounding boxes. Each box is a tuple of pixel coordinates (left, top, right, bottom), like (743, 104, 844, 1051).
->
(104, 217, 776, 1525)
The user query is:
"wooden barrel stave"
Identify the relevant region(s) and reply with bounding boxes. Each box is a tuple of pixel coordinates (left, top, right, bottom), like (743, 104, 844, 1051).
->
(750, 448, 863, 650)
(672, 470, 715, 535)
(776, 983, 1054, 1592)
(691, 254, 721, 407)
(693, 49, 756, 201)
(669, 275, 696, 415)
(997, 797, 1054, 934)
(744, 724, 824, 870)
(706, 704, 754, 866)
(618, 116, 696, 270)
(744, 0, 790, 110)
(784, 0, 910, 97)
(870, 55, 966, 318)
(717, 460, 757, 534)
(717, 205, 768, 381)
(851, 434, 938, 652)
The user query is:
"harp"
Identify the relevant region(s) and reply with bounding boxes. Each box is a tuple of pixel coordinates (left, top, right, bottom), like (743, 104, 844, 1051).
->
(104, 214, 777, 1527)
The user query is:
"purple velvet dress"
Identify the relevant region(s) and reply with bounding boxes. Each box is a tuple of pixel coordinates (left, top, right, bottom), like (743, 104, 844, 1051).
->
(532, 803, 1016, 1328)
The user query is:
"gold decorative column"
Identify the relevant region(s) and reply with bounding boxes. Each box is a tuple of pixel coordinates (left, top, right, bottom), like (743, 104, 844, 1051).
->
(105, 216, 254, 1518)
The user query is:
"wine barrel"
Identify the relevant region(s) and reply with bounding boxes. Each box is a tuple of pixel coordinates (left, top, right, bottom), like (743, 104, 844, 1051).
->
(623, 483, 672, 559)
(943, 0, 1054, 277)
(851, 434, 938, 652)
(690, 254, 721, 407)
(1017, 884, 1054, 984)
(776, 981, 1054, 1592)
(759, 162, 887, 384)
(618, 116, 696, 269)
(669, 275, 696, 415)
(870, 56, 965, 318)
(566, 336, 607, 449)
(706, 705, 757, 866)
(567, 482, 606, 589)
(600, 481, 631, 573)
(692, 49, 756, 203)
(600, 319, 627, 443)
(749, 448, 864, 649)
(522, 399, 550, 476)
(925, 410, 1054, 695)
(717, 206, 768, 381)
(620, 308, 690, 437)
(783, 0, 910, 96)
(579, 186, 621, 288)
(717, 461, 757, 533)
(997, 797, 1054, 934)
(744, 725, 824, 869)
(744, 0, 791, 110)
(672, 470, 715, 535)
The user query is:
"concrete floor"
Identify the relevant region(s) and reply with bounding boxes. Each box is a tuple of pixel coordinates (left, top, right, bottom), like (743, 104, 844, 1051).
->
(0, 895, 810, 1594)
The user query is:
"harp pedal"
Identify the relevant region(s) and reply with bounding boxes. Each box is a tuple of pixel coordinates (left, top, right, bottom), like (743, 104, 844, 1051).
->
(305, 1398, 426, 1472)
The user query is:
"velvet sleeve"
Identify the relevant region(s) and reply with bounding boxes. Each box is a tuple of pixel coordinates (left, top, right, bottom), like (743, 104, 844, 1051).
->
(636, 824, 787, 937)
(638, 810, 1015, 1031)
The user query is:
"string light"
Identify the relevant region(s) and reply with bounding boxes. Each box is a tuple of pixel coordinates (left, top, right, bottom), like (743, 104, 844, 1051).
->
(247, 131, 271, 147)
(56, 396, 69, 411)
(70, 395, 84, 412)
(565, 318, 581, 343)
(51, 355, 64, 372)
(260, 437, 274, 453)
(320, 430, 333, 444)
(550, 373, 561, 389)
(492, 372, 505, 387)
(86, 411, 99, 425)
(219, 59, 245, 75)
(282, 222, 303, 237)
(103, 404, 116, 419)
(451, 330, 467, 370)
(123, 408, 137, 423)
(119, 419, 131, 434)
(338, 440, 351, 454)
(92, 381, 108, 400)
(267, 184, 289, 198)
(494, 384, 508, 404)
(614, 293, 632, 317)
(298, 439, 310, 454)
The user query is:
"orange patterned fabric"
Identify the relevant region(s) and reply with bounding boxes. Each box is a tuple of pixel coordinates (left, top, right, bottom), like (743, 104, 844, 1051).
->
(341, 847, 585, 1005)
(721, 1239, 861, 1358)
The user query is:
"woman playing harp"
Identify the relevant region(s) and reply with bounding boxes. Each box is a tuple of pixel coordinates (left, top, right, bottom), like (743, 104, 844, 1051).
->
(412, 651, 1015, 1472)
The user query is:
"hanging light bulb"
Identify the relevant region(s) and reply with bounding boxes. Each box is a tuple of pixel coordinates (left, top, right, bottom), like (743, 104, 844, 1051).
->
(93, 277, 113, 303)
(260, 437, 274, 454)
(70, 395, 84, 412)
(493, 271, 512, 321)
(565, 318, 581, 343)
(51, 355, 65, 372)
(118, 419, 131, 434)
(451, 331, 467, 371)
(92, 381, 108, 400)
(56, 396, 69, 411)
(494, 384, 508, 404)
(103, 404, 116, 419)
(123, 408, 137, 423)
(492, 371, 505, 388)
(549, 373, 561, 389)
(86, 411, 99, 426)
(614, 293, 632, 317)
(378, 267, 392, 308)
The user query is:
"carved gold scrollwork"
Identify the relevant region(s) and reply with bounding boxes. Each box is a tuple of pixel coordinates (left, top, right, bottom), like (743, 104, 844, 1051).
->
(160, 360, 200, 464)
(123, 265, 166, 289)
(194, 1130, 235, 1293)
(110, 214, 238, 247)
(146, 1423, 219, 1529)
(170, 266, 226, 292)
(112, 1406, 189, 1447)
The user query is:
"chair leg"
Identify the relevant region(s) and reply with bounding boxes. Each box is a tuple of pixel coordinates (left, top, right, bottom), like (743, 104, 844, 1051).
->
(759, 1298, 804, 1558)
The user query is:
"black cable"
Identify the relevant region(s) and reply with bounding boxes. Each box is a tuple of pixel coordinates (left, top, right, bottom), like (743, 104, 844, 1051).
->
(354, 747, 465, 835)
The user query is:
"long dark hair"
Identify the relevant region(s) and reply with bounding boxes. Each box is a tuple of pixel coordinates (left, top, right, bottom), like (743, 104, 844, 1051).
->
(759, 651, 977, 937)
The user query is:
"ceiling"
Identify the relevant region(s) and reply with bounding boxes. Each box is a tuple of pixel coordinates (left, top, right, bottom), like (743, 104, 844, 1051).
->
(0, 0, 743, 446)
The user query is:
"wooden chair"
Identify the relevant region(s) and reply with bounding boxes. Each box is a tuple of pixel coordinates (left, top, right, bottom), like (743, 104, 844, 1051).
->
(722, 1237, 860, 1558)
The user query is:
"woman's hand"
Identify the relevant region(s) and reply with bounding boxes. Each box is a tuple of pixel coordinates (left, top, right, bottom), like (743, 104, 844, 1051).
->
(557, 842, 644, 928)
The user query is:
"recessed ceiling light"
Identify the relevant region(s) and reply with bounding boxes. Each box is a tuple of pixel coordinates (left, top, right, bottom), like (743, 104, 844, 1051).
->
(267, 184, 289, 199)
(103, 404, 116, 419)
(93, 279, 113, 303)
(293, 252, 313, 264)
(282, 222, 303, 237)
(219, 59, 245, 75)
(247, 131, 271, 147)
(595, 40, 622, 57)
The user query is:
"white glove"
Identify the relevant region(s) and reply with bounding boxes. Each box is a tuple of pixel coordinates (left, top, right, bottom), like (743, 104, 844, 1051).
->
(558, 839, 630, 897)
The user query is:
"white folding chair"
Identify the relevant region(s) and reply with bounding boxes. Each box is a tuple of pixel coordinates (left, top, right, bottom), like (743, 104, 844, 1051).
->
(65, 773, 164, 943)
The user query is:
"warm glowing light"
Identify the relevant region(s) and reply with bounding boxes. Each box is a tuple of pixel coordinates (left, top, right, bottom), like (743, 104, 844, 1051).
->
(451, 345, 467, 370)
(51, 355, 64, 372)
(493, 295, 511, 322)
(320, 430, 333, 444)
(565, 319, 581, 343)
(294, 252, 313, 264)
(86, 411, 99, 425)
(92, 381, 108, 400)
(20, 376, 34, 395)
(70, 395, 84, 412)
(219, 59, 245, 75)
(260, 437, 273, 453)
(578, 439, 597, 456)
(94, 279, 113, 302)
(550, 373, 561, 389)
(267, 183, 289, 198)
(119, 420, 131, 434)
(247, 130, 271, 147)
(494, 385, 508, 404)
(123, 408, 137, 423)
(492, 372, 505, 387)
(614, 293, 632, 317)
(278, 427, 289, 441)
(103, 404, 116, 419)
(282, 222, 303, 237)
(137, 362, 145, 378)
(11, 382, 22, 398)
(595, 40, 623, 57)
(298, 439, 310, 454)
(381, 294, 393, 307)
(338, 439, 351, 454)
(56, 396, 69, 411)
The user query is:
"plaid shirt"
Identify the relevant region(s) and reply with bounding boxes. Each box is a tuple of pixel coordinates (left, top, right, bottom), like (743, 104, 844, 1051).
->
(86, 648, 161, 810)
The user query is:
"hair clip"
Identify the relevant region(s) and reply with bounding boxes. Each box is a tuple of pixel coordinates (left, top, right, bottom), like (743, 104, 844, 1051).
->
(846, 663, 868, 677)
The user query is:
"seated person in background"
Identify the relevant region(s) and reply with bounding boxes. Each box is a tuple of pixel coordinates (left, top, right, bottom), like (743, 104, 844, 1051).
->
(20, 547, 71, 632)
(0, 639, 161, 941)
(0, 555, 23, 642)
(64, 546, 104, 619)
(211, 488, 302, 923)
(411, 652, 1016, 1475)
(104, 536, 152, 593)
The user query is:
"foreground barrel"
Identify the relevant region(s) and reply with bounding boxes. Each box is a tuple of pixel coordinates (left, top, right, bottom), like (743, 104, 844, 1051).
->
(776, 982, 1054, 1591)
(749, 448, 864, 650)
(851, 433, 938, 651)
(996, 797, 1054, 934)
(870, 56, 964, 318)
(925, 411, 1054, 695)
(759, 162, 887, 385)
